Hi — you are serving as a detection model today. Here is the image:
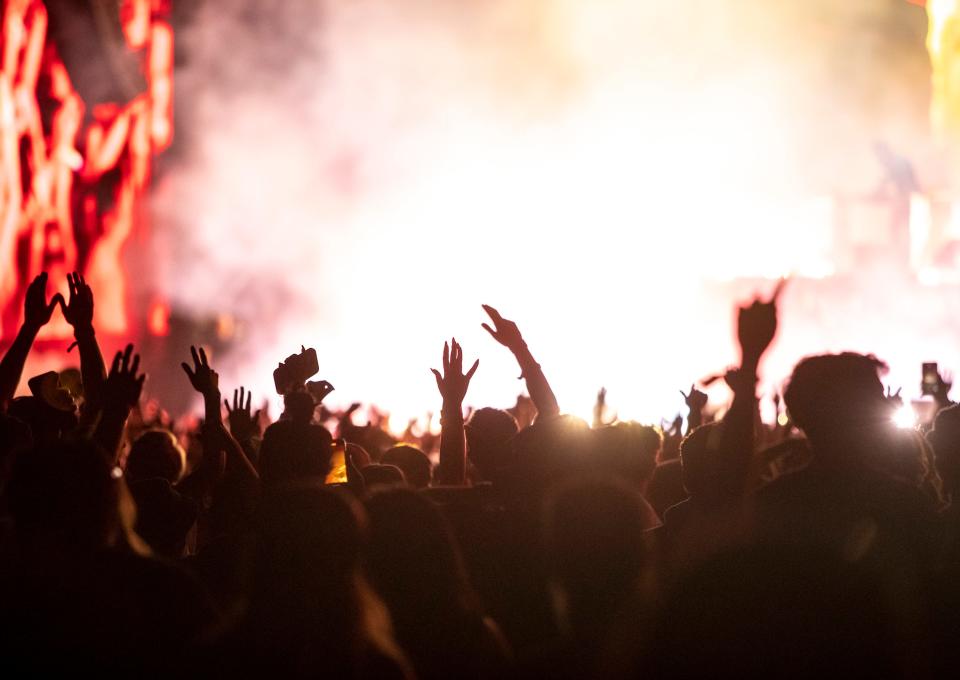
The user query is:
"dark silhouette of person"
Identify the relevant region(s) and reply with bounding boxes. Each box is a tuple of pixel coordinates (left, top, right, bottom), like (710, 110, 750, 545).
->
(0, 439, 214, 674)
(465, 407, 519, 484)
(365, 488, 511, 679)
(258, 391, 333, 487)
(361, 463, 406, 489)
(125, 429, 199, 558)
(757, 353, 941, 581)
(380, 444, 431, 489)
(535, 477, 651, 678)
(205, 483, 412, 678)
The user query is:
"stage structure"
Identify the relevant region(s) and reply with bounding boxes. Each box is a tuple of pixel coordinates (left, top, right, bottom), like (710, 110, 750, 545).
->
(0, 0, 172, 341)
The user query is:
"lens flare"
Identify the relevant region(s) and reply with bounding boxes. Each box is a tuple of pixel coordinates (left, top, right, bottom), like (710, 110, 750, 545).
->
(893, 404, 918, 429)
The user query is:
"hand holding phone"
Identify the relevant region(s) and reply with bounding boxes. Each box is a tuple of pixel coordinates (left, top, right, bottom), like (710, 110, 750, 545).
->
(273, 346, 319, 395)
(922, 362, 940, 397)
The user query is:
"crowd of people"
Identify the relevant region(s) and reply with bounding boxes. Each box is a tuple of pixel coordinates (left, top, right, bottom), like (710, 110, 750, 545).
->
(1, 270, 959, 678)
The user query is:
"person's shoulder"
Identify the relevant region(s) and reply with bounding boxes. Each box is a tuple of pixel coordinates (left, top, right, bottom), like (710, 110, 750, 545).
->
(755, 464, 823, 501)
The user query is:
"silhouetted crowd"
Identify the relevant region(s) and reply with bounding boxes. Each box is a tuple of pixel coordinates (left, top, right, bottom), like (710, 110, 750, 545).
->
(2, 272, 960, 678)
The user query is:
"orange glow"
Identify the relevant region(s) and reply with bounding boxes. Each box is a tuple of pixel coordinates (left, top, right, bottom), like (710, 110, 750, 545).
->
(0, 0, 173, 338)
(147, 299, 170, 337)
(926, 0, 960, 138)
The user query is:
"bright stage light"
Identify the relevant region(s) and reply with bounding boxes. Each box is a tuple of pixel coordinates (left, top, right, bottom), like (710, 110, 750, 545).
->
(155, 1, 945, 428)
(893, 404, 918, 429)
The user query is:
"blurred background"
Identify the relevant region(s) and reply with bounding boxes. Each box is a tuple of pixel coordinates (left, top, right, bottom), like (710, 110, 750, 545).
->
(3, 0, 960, 428)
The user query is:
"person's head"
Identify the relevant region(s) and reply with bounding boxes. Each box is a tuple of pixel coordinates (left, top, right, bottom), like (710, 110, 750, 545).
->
(364, 488, 476, 622)
(929, 404, 960, 497)
(282, 390, 317, 424)
(645, 458, 687, 518)
(783, 353, 889, 450)
(6, 396, 78, 444)
(126, 429, 186, 485)
(8, 439, 125, 551)
(592, 422, 661, 489)
(543, 477, 649, 639)
(380, 445, 431, 489)
(258, 420, 333, 487)
(512, 414, 593, 488)
(27, 370, 78, 413)
(465, 407, 518, 481)
(360, 463, 406, 490)
(125, 431, 194, 558)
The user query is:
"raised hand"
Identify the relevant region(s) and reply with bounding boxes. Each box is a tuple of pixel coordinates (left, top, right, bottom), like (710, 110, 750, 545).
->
(680, 384, 708, 412)
(103, 343, 146, 409)
(432, 337, 479, 486)
(680, 383, 708, 433)
(1, 272, 64, 403)
(93, 343, 146, 460)
(59, 271, 94, 330)
(181, 345, 219, 397)
(737, 279, 785, 368)
(225, 386, 262, 442)
(481, 304, 525, 353)
(593, 387, 608, 428)
(23, 272, 62, 331)
(885, 385, 904, 410)
(481, 303, 559, 419)
(431, 338, 479, 406)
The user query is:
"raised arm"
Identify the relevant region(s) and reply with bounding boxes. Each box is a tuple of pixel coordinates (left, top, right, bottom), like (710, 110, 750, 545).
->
(716, 281, 783, 498)
(431, 338, 479, 486)
(680, 383, 708, 435)
(0, 273, 61, 405)
(224, 386, 263, 465)
(59, 272, 106, 413)
(94, 343, 146, 462)
(481, 304, 559, 420)
(181, 346, 259, 485)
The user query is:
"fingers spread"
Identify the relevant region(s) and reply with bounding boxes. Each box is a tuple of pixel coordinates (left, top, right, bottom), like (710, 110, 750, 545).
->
(482, 304, 503, 324)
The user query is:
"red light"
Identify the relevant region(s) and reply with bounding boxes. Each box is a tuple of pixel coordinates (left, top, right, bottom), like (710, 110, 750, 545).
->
(147, 299, 170, 337)
(0, 1, 173, 339)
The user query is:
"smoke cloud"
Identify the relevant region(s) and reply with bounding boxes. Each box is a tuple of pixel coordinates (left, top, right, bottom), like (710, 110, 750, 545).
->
(152, 0, 936, 423)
